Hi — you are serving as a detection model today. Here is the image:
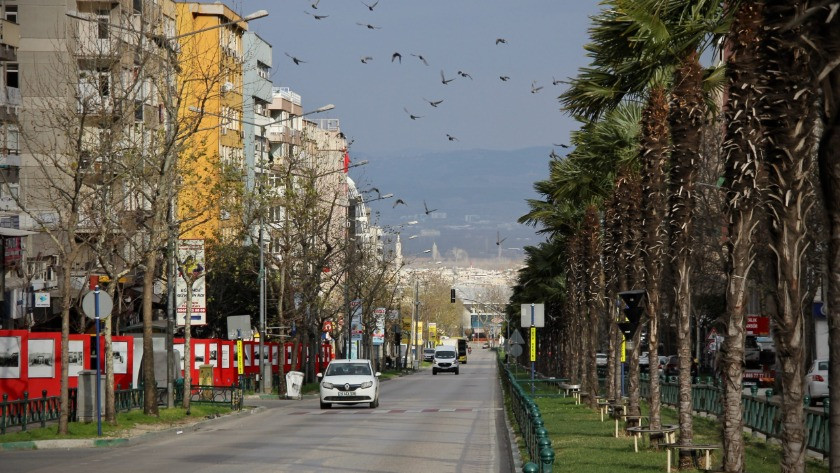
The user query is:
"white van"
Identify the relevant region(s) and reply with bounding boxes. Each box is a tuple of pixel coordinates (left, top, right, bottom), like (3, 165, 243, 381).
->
(432, 346, 459, 375)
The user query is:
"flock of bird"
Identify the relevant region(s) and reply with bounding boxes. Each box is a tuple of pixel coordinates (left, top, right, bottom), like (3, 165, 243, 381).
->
(282, 0, 564, 149)
(280, 1, 570, 227)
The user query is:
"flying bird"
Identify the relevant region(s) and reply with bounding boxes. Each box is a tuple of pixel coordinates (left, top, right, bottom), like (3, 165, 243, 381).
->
(440, 70, 456, 85)
(531, 80, 543, 93)
(554, 143, 570, 148)
(410, 53, 429, 66)
(360, 56, 373, 64)
(391, 52, 402, 63)
(356, 22, 381, 29)
(446, 134, 458, 141)
(552, 76, 562, 86)
(457, 70, 473, 80)
(284, 52, 306, 65)
(495, 38, 507, 45)
(423, 98, 443, 107)
(304, 10, 329, 20)
(362, 0, 380, 10)
(549, 149, 561, 159)
(423, 200, 438, 215)
(499, 76, 510, 81)
(311, 0, 320, 9)
(403, 107, 423, 120)
(393, 199, 407, 208)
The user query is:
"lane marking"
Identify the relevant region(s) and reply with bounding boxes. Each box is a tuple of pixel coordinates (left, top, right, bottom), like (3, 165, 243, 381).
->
(289, 407, 502, 415)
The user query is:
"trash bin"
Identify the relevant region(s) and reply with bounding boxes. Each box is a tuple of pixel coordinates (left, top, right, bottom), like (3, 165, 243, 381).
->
(285, 371, 304, 399)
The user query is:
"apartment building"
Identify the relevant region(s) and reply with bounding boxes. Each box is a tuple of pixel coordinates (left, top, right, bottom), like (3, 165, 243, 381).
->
(5, 0, 177, 329)
(175, 2, 247, 242)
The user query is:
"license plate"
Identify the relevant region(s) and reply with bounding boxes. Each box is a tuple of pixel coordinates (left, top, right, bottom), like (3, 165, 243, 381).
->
(338, 391, 356, 396)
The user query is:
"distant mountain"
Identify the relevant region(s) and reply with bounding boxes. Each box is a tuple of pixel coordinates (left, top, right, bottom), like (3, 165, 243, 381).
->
(350, 147, 551, 262)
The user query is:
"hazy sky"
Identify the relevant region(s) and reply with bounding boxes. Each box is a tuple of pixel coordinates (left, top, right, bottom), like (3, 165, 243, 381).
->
(243, 0, 602, 156)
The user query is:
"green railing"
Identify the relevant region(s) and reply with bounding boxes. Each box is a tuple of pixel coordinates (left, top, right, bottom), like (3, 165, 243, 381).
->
(499, 358, 556, 473)
(639, 374, 829, 455)
(1, 382, 243, 436)
(0, 389, 77, 435)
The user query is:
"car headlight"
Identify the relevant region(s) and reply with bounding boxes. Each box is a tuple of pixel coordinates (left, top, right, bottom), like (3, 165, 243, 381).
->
(322, 381, 335, 389)
(360, 381, 373, 389)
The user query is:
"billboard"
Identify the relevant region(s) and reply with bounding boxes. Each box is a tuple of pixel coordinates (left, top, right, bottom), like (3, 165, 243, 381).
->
(176, 239, 206, 326)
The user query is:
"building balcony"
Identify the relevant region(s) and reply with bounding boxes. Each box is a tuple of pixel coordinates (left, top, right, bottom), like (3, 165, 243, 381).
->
(0, 87, 20, 108)
(0, 153, 20, 168)
(0, 19, 19, 49)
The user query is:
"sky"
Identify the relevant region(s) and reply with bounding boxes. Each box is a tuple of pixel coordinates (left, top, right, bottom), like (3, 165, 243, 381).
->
(241, 0, 602, 156)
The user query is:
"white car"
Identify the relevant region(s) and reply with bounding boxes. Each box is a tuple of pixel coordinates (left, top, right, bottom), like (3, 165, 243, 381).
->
(805, 359, 829, 406)
(317, 359, 380, 409)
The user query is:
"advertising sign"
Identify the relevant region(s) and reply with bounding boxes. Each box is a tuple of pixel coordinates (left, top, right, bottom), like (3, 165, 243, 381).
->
(176, 239, 206, 326)
(428, 322, 437, 344)
(372, 308, 386, 345)
(746, 315, 770, 336)
(415, 321, 424, 345)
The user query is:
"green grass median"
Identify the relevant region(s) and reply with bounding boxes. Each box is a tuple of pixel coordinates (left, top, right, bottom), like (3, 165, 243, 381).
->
(0, 404, 232, 443)
(529, 395, 827, 473)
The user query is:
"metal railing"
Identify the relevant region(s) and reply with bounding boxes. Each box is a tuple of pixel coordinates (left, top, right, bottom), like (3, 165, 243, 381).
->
(1, 382, 244, 436)
(498, 358, 556, 473)
(1, 389, 76, 435)
(639, 374, 829, 456)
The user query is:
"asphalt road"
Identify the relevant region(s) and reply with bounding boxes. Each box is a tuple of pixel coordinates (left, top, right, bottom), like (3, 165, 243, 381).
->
(1, 346, 513, 473)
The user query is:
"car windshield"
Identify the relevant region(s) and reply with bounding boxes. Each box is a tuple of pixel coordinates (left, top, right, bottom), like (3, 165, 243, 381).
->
(325, 363, 371, 376)
(436, 351, 456, 359)
(818, 361, 828, 371)
(424, 349, 435, 354)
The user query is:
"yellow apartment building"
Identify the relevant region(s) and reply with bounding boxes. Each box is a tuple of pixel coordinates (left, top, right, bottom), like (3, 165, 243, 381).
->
(176, 2, 247, 242)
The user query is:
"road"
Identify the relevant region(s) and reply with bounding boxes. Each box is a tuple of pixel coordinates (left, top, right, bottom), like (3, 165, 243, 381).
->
(1, 345, 512, 473)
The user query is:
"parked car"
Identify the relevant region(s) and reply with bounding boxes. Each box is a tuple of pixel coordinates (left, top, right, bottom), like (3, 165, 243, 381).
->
(596, 353, 608, 367)
(317, 359, 380, 409)
(482, 342, 490, 349)
(664, 355, 698, 377)
(432, 346, 459, 375)
(423, 348, 436, 362)
(639, 352, 649, 371)
(805, 359, 829, 406)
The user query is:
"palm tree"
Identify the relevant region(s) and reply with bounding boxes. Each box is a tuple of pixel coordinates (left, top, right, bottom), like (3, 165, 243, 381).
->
(718, 2, 766, 470)
(761, 2, 819, 471)
(583, 206, 604, 407)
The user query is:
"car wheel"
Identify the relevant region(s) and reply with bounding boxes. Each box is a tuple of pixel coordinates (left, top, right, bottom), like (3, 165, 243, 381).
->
(455, 369, 459, 375)
(320, 401, 330, 410)
(433, 369, 438, 375)
(370, 398, 379, 408)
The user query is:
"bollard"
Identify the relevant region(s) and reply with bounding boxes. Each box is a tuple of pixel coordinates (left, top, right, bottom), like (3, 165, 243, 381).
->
(750, 385, 758, 396)
(824, 398, 830, 415)
(523, 462, 539, 473)
(540, 446, 556, 473)
(765, 389, 773, 401)
(804, 395, 811, 407)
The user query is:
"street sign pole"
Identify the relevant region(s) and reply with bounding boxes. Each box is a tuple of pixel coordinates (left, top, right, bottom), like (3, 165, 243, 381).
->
(94, 285, 102, 437)
(530, 303, 535, 395)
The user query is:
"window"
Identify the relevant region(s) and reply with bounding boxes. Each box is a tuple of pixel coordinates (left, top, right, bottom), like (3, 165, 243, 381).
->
(97, 10, 109, 40)
(5, 63, 18, 88)
(257, 62, 270, 80)
(4, 5, 17, 23)
(133, 0, 143, 14)
(134, 100, 143, 121)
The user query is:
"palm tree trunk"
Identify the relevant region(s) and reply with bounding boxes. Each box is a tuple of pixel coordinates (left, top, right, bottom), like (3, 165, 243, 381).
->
(762, 3, 818, 471)
(813, 3, 840, 468)
(668, 50, 705, 456)
(640, 86, 670, 429)
(720, 3, 765, 470)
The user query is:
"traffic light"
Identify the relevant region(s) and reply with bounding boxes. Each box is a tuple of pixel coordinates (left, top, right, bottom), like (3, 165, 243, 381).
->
(617, 289, 646, 344)
(450, 288, 456, 303)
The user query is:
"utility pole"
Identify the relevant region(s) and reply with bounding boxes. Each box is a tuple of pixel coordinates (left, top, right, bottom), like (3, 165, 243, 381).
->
(413, 279, 420, 369)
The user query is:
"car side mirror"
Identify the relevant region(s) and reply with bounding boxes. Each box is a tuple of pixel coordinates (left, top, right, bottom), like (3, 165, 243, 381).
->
(316, 372, 323, 378)
(374, 372, 381, 377)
